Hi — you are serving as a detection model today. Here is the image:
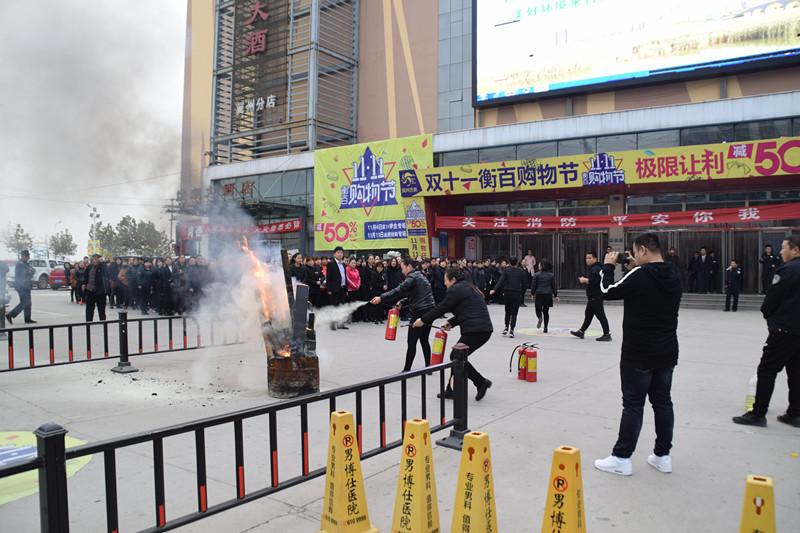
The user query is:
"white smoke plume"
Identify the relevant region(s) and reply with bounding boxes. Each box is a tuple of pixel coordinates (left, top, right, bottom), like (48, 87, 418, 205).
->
(311, 301, 368, 327)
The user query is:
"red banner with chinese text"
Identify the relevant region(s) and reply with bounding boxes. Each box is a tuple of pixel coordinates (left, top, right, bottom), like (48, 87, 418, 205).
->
(185, 219, 302, 239)
(435, 203, 800, 230)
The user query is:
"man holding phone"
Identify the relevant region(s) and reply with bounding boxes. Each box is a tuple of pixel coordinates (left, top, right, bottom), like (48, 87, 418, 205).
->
(571, 250, 612, 342)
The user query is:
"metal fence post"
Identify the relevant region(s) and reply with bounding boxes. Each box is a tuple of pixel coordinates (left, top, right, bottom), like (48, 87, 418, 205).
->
(436, 343, 471, 451)
(111, 312, 138, 374)
(35, 423, 69, 533)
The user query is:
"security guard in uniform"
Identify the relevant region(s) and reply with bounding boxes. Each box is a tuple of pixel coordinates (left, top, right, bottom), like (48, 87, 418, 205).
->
(733, 235, 800, 428)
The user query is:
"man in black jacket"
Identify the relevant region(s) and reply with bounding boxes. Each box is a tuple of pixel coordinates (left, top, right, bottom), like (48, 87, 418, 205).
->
(571, 251, 612, 341)
(593, 233, 682, 476)
(759, 244, 782, 295)
(137, 260, 154, 315)
(724, 259, 743, 312)
(490, 258, 526, 338)
(6, 250, 35, 324)
(325, 246, 348, 330)
(83, 255, 108, 321)
(734, 235, 800, 428)
(371, 258, 436, 371)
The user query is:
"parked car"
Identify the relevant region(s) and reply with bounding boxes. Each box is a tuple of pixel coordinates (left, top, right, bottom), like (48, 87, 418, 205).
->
(48, 267, 68, 290)
(5, 258, 53, 290)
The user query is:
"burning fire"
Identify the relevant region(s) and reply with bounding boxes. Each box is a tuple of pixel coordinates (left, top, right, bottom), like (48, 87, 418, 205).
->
(240, 236, 274, 323)
(240, 236, 291, 358)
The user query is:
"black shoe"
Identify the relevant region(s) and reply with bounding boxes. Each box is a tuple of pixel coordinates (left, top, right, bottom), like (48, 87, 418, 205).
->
(338, 325, 349, 330)
(437, 388, 454, 400)
(777, 414, 800, 428)
(570, 330, 584, 339)
(732, 412, 767, 427)
(509, 330, 515, 338)
(24, 320, 37, 324)
(536, 319, 542, 329)
(543, 327, 548, 333)
(5, 315, 12, 325)
(501, 328, 508, 336)
(596, 334, 612, 342)
(476, 379, 492, 401)
(330, 323, 336, 331)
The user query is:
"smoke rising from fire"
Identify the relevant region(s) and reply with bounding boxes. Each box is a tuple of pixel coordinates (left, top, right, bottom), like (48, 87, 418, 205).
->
(311, 301, 367, 327)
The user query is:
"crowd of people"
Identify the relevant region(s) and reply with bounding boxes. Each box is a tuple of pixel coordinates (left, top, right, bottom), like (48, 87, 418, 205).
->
(64, 255, 211, 320)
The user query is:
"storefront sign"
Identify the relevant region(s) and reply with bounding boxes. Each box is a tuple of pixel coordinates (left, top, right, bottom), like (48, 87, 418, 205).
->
(313, 135, 432, 250)
(435, 202, 800, 230)
(186, 219, 301, 238)
(409, 137, 800, 198)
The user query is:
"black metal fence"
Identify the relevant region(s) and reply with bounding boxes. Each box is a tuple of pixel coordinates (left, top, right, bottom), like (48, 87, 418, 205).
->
(0, 347, 473, 533)
(0, 312, 243, 372)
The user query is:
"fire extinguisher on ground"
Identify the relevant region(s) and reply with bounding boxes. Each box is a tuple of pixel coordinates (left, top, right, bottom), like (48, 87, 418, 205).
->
(385, 306, 401, 340)
(429, 325, 448, 365)
(509, 343, 539, 382)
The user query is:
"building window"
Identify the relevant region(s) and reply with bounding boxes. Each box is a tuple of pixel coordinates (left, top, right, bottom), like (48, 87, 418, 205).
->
(637, 130, 679, 149)
(558, 138, 596, 156)
(557, 199, 608, 216)
(626, 195, 683, 214)
(681, 124, 734, 146)
(281, 169, 307, 197)
(516, 141, 557, 160)
(259, 174, 281, 198)
(597, 134, 636, 152)
(442, 149, 479, 166)
(465, 203, 508, 216)
(478, 145, 516, 163)
(510, 201, 557, 216)
(734, 119, 792, 142)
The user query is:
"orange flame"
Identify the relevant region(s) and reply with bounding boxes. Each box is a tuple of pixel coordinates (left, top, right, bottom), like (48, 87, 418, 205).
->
(240, 236, 273, 322)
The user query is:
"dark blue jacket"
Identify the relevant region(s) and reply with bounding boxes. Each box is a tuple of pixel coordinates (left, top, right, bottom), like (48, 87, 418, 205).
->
(762, 257, 800, 335)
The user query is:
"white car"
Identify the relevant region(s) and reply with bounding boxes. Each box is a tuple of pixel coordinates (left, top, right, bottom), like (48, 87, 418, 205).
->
(5, 258, 53, 290)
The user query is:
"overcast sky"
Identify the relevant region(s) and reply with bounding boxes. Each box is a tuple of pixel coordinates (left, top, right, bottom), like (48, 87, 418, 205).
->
(0, 0, 186, 259)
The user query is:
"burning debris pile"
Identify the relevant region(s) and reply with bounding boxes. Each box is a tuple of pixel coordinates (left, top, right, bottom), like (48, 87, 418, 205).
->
(240, 237, 319, 398)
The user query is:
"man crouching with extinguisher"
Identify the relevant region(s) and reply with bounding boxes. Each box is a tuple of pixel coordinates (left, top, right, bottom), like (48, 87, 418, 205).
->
(371, 258, 436, 372)
(413, 268, 494, 401)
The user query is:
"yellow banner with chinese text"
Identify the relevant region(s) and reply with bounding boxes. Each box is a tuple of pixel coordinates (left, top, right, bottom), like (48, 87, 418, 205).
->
(313, 135, 433, 251)
(405, 136, 800, 197)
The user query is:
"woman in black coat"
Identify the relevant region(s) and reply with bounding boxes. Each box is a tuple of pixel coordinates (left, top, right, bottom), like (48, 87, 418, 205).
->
(368, 262, 388, 323)
(531, 259, 559, 333)
(413, 268, 494, 401)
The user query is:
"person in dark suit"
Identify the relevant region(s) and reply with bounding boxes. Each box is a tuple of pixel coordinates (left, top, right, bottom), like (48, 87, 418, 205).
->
(6, 250, 35, 324)
(83, 254, 108, 321)
(571, 250, 612, 342)
(695, 247, 711, 294)
(709, 251, 720, 293)
(760, 244, 782, 295)
(724, 259, 743, 312)
(324, 246, 348, 330)
(137, 260, 154, 315)
(490, 258, 526, 338)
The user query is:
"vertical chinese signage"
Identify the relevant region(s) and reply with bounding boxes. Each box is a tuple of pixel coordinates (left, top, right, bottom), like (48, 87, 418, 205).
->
(313, 135, 433, 251)
(233, 0, 289, 133)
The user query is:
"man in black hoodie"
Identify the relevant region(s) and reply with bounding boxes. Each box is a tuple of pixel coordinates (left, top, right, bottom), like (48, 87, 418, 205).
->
(593, 233, 682, 476)
(571, 250, 612, 342)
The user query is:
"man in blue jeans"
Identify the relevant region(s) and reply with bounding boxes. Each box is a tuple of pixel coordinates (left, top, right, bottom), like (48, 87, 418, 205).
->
(594, 233, 683, 476)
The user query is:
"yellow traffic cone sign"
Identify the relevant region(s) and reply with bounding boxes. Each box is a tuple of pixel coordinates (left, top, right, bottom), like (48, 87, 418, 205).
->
(541, 445, 586, 533)
(391, 418, 440, 533)
(451, 431, 498, 533)
(739, 474, 776, 533)
(319, 411, 378, 533)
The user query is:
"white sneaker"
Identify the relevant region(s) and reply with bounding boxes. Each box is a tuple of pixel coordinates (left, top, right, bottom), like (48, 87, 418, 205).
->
(647, 454, 672, 473)
(594, 455, 632, 476)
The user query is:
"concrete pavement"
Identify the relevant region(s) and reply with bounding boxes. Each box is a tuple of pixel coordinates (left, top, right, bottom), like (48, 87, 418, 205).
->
(0, 289, 798, 532)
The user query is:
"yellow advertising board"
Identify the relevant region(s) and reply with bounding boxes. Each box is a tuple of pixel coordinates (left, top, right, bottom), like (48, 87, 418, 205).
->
(403, 136, 800, 198)
(313, 135, 433, 251)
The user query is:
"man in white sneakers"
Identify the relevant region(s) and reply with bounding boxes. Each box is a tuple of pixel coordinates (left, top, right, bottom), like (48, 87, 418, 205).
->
(593, 233, 683, 476)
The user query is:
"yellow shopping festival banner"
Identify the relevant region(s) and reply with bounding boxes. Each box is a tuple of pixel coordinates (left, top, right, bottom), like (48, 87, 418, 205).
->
(313, 134, 433, 251)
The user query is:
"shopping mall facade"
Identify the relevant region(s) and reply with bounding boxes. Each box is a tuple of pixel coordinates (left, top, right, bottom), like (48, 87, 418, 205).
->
(179, 0, 800, 292)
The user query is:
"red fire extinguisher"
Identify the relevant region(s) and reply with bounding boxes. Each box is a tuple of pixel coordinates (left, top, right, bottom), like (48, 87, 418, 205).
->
(509, 343, 539, 382)
(429, 326, 448, 365)
(385, 307, 400, 341)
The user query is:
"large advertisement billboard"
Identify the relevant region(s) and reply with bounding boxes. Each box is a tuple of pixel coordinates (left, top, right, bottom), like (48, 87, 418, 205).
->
(313, 135, 433, 252)
(474, 0, 800, 106)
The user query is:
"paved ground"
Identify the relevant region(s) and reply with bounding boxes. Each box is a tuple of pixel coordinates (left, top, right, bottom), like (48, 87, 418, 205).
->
(1, 289, 798, 532)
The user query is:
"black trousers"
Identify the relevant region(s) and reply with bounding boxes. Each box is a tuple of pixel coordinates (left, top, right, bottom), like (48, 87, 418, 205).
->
(725, 291, 739, 311)
(535, 294, 553, 328)
(85, 291, 106, 321)
(140, 286, 151, 313)
(503, 291, 522, 330)
(8, 289, 32, 321)
(580, 297, 609, 334)
(404, 318, 432, 371)
(752, 331, 800, 417)
(612, 365, 675, 459)
(448, 331, 492, 389)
